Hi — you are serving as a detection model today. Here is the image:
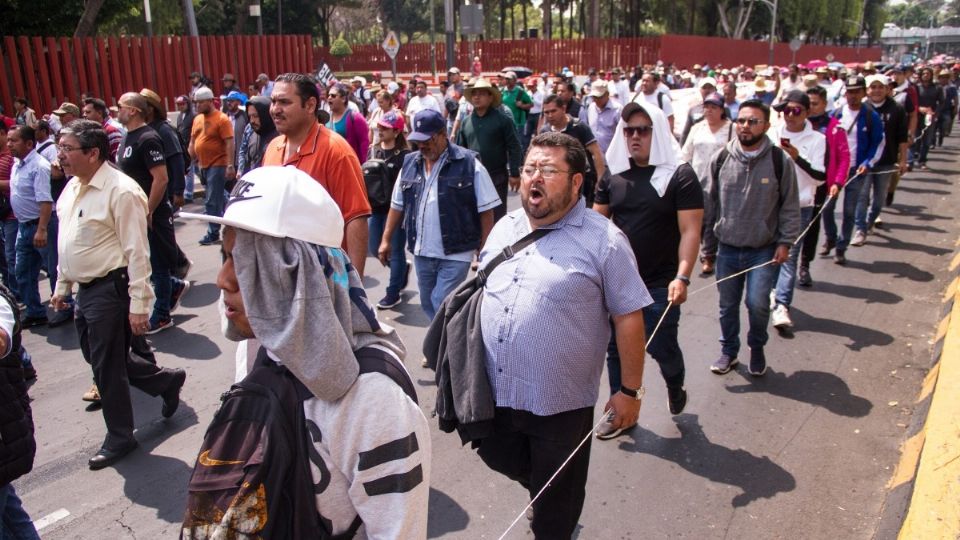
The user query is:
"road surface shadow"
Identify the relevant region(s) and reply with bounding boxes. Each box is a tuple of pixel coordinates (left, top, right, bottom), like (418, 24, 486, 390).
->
(893, 185, 951, 196)
(116, 403, 199, 524)
(842, 259, 934, 282)
(789, 307, 894, 351)
(865, 232, 953, 257)
(726, 369, 872, 417)
(618, 415, 796, 508)
(427, 487, 470, 538)
(882, 222, 947, 234)
(803, 281, 903, 305)
(885, 203, 952, 222)
(32, 321, 81, 351)
(902, 175, 951, 185)
(177, 282, 220, 309)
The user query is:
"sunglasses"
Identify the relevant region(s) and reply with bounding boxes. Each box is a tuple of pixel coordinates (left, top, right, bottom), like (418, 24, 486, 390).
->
(783, 106, 805, 117)
(735, 117, 763, 127)
(623, 125, 653, 137)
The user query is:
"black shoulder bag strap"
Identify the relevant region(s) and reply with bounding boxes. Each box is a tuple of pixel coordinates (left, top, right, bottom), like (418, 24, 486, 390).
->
(476, 227, 552, 286)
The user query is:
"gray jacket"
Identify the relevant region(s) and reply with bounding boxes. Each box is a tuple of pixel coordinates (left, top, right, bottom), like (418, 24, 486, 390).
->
(706, 137, 801, 248)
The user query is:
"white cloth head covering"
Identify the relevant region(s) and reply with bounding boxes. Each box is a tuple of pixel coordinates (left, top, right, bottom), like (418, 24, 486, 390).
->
(605, 99, 681, 197)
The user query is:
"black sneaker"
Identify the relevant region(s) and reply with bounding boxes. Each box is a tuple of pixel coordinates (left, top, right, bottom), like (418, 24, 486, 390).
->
(797, 266, 812, 287)
(198, 234, 220, 246)
(170, 281, 191, 313)
(667, 385, 687, 415)
(145, 318, 175, 335)
(174, 259, 194, 281)
(376, 292, 401, 309)
(710, 354, 739, 374)
(749, 348, 767, 377)
(20, 315, 49, 329)
(48, 308, 74, 327)
(834, 250, 847, 265)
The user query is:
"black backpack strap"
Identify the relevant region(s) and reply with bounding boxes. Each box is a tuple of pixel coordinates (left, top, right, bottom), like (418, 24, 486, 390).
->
(476, 227, 552, 285)
(355, 347, 418, 405)
(770, 145, 785, 183)
(711, 148, 730, 187)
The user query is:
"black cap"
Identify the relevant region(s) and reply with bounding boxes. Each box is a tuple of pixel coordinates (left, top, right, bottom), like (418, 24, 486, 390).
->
(621, 102, 646, 122)
(773, 89, 811, 111)
(845, 75, 866, 89)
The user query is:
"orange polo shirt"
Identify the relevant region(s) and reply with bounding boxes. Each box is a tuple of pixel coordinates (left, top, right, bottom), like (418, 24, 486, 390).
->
(262, 122, 371, 224)
(191, 110, 234, 168)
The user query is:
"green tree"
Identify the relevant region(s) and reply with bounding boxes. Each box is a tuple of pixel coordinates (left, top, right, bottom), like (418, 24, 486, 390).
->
(330, 34, 353, 70)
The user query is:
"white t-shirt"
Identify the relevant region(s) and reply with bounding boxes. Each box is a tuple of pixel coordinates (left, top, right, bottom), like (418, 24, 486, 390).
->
(768, 123, 827, 207)
(635, 91, 674, 117)
(405, 94, 442, 118)
(838, 104, 859, 164)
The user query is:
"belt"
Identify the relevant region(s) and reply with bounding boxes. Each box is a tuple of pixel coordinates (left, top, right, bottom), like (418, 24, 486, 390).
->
(21, 219, 40, 226)
(79, 267, 128, 291)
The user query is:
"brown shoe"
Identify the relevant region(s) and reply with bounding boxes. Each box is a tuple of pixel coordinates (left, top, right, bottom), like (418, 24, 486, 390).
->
(700, 259, 715, 276)
(82, 384, 101, 402)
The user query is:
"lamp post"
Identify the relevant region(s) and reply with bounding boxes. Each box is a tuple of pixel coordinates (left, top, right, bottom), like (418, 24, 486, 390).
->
(757, 0, 779, 66)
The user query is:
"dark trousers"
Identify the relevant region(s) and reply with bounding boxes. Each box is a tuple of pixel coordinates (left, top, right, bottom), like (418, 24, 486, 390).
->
(489, 170, 509, 222)
(75, 269, 177, 450)
(800, 183, 828, 267)
(606, 287, 684, 394)
(475, 406, 594, 539)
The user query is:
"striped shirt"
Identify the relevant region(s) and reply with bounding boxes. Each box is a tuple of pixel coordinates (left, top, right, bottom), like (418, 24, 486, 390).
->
(10, 149, 52, 222)
(479, 199, 653, 416)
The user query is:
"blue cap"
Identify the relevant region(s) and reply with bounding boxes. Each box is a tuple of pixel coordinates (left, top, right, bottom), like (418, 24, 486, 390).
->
(224, 90, 248, 105)
(408, 109, 445, 143)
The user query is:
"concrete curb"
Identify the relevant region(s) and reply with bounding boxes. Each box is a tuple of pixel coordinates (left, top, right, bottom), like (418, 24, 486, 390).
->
(880, 238, 960, 539)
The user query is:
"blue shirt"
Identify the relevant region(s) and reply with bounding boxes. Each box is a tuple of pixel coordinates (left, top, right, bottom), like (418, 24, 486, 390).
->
(579, 98, 622, 154)
(478, 200, 653, 416)
(10, 149, 52, 222)
(390, 148, 501, 261)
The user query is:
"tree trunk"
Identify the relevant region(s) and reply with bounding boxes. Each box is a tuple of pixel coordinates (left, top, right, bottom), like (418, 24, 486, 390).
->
(569, 2, 574, 37)
(688, 0, 696, 34)
(510, 0, 515, 38)
(500, 0, 506, 39)
(74, 0, 106, 37)
(522, 0, 528, 38)
(543, 0, 552, 39)
(233, 0, 251, 35)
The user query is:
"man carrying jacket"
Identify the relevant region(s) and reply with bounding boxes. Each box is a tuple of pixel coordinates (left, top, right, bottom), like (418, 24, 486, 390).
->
(706, 99, 800, 377)
(379, 109, 501, 321)
(822, 75, 884, 265)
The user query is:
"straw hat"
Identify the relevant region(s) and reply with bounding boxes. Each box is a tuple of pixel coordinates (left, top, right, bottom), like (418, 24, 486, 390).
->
(464, 77, 502, 108)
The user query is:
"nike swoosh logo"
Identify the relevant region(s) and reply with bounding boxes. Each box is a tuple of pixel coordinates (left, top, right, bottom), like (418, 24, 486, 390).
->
(198, 450, 245, 467)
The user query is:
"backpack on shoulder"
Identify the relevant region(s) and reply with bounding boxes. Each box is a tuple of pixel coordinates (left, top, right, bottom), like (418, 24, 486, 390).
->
(712, 144, 786, 185)
(182, 346, 416, 540)
(362, 155, 394, 209)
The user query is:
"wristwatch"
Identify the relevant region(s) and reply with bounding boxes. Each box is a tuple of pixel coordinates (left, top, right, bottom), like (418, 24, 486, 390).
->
(620, 385, 645, 400)
(675, 274, 691, 285)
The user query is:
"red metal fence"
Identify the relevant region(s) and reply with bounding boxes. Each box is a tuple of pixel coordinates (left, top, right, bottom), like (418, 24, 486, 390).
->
(1, 35, 313, 118)
(317, 35, 882, 75)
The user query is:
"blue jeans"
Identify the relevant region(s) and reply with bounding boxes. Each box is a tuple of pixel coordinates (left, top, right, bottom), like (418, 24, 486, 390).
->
(716, 243, 778, 357)
(184, 161, 195, 200)
(0, 219, 19, 299)
(368, 211, 408, 297)
(855, 170, 893, 231)
(200, 166, 226, 236)
(822, 170, 864, 252)
(606, 287, 684, 395)
(15, 220, 53, 319)
(0, 484, 39, 540)
(775, 206, 813, 308)
(414, 255, 471, 320)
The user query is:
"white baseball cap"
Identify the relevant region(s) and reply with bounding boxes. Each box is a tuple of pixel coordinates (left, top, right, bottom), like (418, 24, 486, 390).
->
(698, 77, 718, 89)
(180, 166, 344, 248)
(589, 80, 610, 97)
(866, 74, 891, 87)
(193, 86, 214, 101)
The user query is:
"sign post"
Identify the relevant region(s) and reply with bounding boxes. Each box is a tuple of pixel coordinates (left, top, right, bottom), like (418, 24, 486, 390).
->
(382, 31, 400, 79)
(789, 38, 802, 64)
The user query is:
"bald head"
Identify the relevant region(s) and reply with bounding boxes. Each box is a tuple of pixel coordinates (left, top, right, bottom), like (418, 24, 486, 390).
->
(118, 92, 148, 127)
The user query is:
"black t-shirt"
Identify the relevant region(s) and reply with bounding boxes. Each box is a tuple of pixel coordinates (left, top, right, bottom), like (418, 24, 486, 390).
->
(118, 125, 166, 195)
(595, 161, 704, 288)
(372, 145, 409, 213)
(873, 98, 908, 166)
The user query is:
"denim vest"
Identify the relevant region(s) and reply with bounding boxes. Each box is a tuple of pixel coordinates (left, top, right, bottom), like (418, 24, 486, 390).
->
(399, 143, 481, 255)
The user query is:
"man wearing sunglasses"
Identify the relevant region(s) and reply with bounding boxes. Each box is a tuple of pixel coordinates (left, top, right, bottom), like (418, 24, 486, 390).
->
(705, 99, 800, 377)
(768, 90, 827, 332)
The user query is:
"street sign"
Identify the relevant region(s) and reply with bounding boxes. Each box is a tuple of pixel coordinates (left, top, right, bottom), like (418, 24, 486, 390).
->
(460, 4, 484, 35)
(382, 31, 400, 59)
(789, 38, 802, 52)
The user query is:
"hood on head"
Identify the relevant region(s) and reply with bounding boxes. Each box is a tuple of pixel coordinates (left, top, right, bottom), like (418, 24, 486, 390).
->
(248, 96, 276, 136)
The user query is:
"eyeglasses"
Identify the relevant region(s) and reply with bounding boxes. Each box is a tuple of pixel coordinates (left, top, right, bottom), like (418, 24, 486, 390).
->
(327, 93, 342, 99)
(735, 117, 764, 127)
(521, 165, 570, 179)
(783, 106, 805, 117)
(622, 125, 653, 137)
(57, 144, 88, 153)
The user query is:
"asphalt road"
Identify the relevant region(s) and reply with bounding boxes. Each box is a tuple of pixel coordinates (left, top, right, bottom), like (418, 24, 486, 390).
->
(15, 138, 959, 539)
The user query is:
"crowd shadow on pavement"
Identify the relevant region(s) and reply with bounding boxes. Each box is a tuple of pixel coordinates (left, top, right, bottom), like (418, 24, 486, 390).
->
(841, 259, 935, 282)
(617, 415, 796, 508)
(902, 175, 951, 186)
(789, 308, 894, 351)
(804, 281, 903, 305)
(884, 222, 948, 234)
(31, 322, 81, 351)
(885, 203, 953, 223)
(725, 370, 872, 418)
(177, 282, 221, 309)
(427, 487, 470, 538)
(893, 185, 951, 196)
(866, 231, 953, 257)
(116, 403, 199, 524)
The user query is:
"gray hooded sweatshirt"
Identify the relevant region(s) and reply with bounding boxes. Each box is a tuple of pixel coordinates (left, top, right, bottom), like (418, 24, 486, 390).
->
(706, 137, 801, 248)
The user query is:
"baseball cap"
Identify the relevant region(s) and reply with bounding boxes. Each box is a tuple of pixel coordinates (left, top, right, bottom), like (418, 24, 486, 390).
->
(377, 110, 405, 131)
(224, 90, 248, 105)
(351, 76, 366, 85)
(223, 73, 236, 82)
(139, 88, 164, 116)
(448, 67, 461, 74)
(589, 80, 609, 97)
(845, 75, 866, 90)
(179, 166, 344, 248)
(866, 74, 891, 87)
(502, 71, 517, 80)
(408, 109, 446, 142)
(620, 101, 647, 121)
(773, 89, 811, 111)
(175, 95, 188, 104)
(703, 92, 724, 108)
(698, 77, 718, 89)
(53, 102, 80, 116)
(194, 87, 215, 101)
(386, 81, 400, 93)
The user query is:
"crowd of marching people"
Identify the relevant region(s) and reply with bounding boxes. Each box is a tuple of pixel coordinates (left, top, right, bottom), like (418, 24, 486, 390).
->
(0, 53, 957, 538)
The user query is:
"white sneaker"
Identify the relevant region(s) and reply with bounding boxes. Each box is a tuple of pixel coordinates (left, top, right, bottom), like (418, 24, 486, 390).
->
(772, 304, 793, 329)
(769, 289, 777, 310)
(850, 230, 867, 247)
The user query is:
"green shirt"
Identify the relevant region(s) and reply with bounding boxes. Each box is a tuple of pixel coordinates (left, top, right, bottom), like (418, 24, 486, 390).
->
(501, 86, 532, 128)
(456, 108, 523, 177)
